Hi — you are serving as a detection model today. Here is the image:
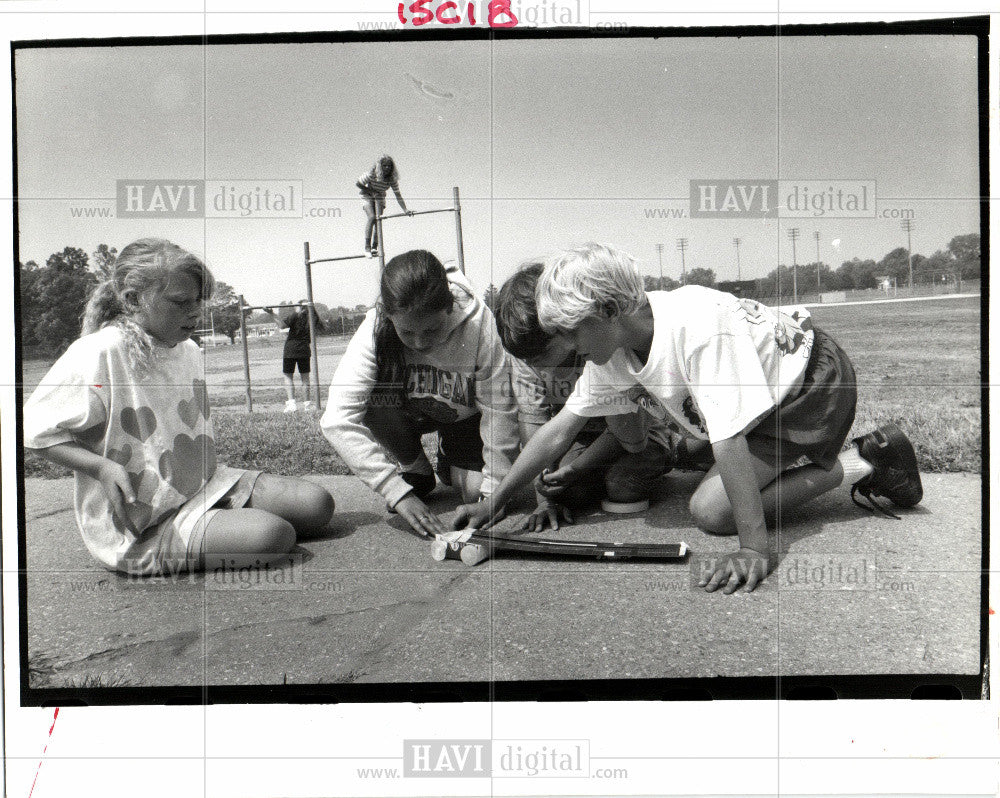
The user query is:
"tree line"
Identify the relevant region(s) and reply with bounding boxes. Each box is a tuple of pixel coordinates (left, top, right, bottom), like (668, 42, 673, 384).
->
(639, 233, 980, 296)
(17, 244, 371, 358)
(19, 233, 980, 358)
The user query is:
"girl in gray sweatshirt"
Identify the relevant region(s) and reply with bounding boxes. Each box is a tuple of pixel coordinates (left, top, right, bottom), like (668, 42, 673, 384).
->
(320, 250, 519, 537)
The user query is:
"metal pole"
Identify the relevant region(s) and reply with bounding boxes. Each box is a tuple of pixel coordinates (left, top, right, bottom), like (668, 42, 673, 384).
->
(453, 186, 466, 274)
(656, 243, 663, 286)
(787, 228, 800, 304)
(902, 219, 914, 290)
(733, 237, 741, 282)
(304, 242, 322, 412)
(376, 210, 386, 272)
(238, 293, 252, 414)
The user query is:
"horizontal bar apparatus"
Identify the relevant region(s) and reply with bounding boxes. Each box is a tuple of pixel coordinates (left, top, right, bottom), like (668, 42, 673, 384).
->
(378, 206, 455, 221)
(307, 253, 369, 265)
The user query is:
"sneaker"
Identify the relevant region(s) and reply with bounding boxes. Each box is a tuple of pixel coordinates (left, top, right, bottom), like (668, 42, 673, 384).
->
(283, 399, 298, 413)
(851, 423, 923, 519)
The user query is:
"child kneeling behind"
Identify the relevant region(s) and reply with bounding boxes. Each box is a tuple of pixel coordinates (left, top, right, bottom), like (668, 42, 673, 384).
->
(24, 238, 335, 577)
(320, 250, 519, 538)
(457, 243, 922, 594)
(496, 261, 680, 532)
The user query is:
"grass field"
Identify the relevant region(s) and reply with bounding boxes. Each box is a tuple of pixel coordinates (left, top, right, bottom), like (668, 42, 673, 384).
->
(21, 295, 982, 478)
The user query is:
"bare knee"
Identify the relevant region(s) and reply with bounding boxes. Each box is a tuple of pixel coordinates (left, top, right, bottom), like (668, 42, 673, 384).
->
(451, 467, 483, 504)
(301, 482, 335, 528)
(688, 491, 737, 536)
(246, 511, 297, 554)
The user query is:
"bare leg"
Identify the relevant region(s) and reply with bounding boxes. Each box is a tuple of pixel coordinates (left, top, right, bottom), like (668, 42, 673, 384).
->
(299, 372, 311, 402)
(247, 473, 335, 538)
(450, 467, 483, 504)
(199, 508, 295, 570)
(363, 197, 377, 251)
(364, 404, 428, 469)
(282, 373, 295, 402)
(689, 451, 845, 536)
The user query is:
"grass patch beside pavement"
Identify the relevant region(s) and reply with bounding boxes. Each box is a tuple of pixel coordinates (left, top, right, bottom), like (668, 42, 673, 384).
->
(812, 296, 981, 475)
(209, 410, 352, 476)
(22, 410, 352, 479)
(21, 296, 982, 479)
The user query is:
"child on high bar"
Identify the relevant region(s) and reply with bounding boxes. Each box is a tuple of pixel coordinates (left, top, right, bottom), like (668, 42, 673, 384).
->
(357, 154, 414, 258)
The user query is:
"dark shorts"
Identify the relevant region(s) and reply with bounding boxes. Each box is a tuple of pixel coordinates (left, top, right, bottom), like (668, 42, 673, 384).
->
(746, 326, 857, 471)
(406, 410, 485, 472)
(282, 356, 310, 375)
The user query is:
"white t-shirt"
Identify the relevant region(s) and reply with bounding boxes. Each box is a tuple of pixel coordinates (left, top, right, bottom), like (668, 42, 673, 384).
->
(512, 354, 675, 453)
(24, 325, 244, 574)
(564, 287, 814, 443)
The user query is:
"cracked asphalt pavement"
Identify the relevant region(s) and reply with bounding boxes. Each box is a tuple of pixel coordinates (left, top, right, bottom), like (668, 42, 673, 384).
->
(22, 471, 983, 689)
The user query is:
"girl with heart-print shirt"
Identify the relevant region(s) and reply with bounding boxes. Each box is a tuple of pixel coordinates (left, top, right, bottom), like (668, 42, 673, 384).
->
(24, 238, 334, 576)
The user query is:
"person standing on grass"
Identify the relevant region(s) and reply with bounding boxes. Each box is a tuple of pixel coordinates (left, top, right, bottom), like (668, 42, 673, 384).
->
(320, 249, 519, 537)
(263, 302, 323, 413)
(23, 238, 335, 577)
(455, 242, 923, 593)
(357, 155, 414, 258)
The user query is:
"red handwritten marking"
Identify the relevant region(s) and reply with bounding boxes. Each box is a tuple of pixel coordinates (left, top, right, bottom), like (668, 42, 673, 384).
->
(397, 0, 516, 26)
(487, 0, 518, 27)
(94, 385, 102, 388)
(27, 708, 59, 798)
(990, 607, 995, 615)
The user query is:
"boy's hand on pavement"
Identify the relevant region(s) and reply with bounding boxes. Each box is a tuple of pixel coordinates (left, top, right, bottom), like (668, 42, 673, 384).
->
(699, 547, 770, 594)
(523, 499, 573, 533)
(452, 498, 504, 532)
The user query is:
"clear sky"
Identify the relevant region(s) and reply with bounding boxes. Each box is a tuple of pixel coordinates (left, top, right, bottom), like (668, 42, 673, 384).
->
(15, 33, 980, 308)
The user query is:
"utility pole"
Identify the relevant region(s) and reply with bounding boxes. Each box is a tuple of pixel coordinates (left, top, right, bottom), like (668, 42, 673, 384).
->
(901, 219, 915, 290)
(814, 230, 822, 294)
(733, 237, 742, 282)
(655, 243, 664, 286)
(787, 228, 800, 303)
(676, 238, 688, 283)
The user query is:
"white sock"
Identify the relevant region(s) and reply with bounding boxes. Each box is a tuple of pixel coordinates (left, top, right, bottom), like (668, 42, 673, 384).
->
(400, 454, 433, 475)
(839, 444, 874, 484)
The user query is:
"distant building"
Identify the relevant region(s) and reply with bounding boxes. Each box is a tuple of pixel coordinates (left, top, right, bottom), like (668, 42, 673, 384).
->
(717, 279, 759, 298)
(240, 321, 280, 340)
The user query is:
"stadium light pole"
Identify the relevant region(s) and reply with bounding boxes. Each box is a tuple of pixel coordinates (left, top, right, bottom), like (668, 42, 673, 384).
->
(656, 243, 664, 285)
(814, 230, 822, 294)
(676, 238, 688, 283)
(901, 218, 915, 290)
(733, 237, 742, 282)
(787, 228, 800, 303)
